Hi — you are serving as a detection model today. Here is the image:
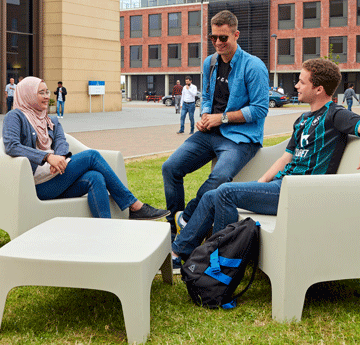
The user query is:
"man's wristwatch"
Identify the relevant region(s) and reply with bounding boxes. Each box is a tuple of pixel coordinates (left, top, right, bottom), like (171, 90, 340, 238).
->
(221, 112, 229, 124)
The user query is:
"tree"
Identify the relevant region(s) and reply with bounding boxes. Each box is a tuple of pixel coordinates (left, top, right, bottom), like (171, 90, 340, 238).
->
(322, 44, 340, 65)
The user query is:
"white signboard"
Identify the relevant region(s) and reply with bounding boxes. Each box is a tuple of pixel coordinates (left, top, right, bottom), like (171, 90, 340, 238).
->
(88, 81, 105, 95)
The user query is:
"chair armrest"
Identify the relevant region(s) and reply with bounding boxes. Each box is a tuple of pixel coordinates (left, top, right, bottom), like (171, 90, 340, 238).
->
(0, 155, 38, 238)
(276, 173, 360, 244)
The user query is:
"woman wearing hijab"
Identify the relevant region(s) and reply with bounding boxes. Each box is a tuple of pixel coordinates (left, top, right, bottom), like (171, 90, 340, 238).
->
(2, 76, 169, 220)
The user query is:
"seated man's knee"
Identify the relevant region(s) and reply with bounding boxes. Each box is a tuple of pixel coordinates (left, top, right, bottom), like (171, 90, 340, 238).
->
(215, 182, 236, 202)
(162, 157, 181, 178)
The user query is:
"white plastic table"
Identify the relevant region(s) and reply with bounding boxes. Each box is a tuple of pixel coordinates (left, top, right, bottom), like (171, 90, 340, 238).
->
(0, 217, 173, 344)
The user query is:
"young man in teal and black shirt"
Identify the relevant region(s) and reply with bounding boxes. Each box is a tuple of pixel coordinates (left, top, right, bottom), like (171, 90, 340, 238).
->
(171, 58, 360, 266)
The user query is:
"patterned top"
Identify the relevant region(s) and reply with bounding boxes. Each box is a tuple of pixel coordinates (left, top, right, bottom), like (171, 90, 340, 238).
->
(276, 101, 360, 178)
(172, 84, 183, 96)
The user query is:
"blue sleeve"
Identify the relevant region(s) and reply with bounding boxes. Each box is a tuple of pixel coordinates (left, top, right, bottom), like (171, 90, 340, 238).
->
(201, 55, 213, 115)
(2, 111, 47, 166)
(240, 58, 269, 123)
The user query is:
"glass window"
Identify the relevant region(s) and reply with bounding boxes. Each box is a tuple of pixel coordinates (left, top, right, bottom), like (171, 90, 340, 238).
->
(130, 15, 142, 38)
(278, 38, 294, 64)
(304, 2, 321, 28)
(357, 36, 360, 62)
(357, 0, 360, 25)
(168, 12, 181, 36)
(120, 17, 124, 39)
(149, 14, 161, 37)
(149, 45, 161, 67)
(6, 0, 35, 85)
(329, 0, 347, 27)
(121, 48, 124, 69)
(147, 76, 155, 92)
(304, 2, 316, 19)
(329, 36, 347, 63)
(130, 45, 142, 68)
(303, 37, 320, 61)
(168, 44, 181, 67)
(278, 4, 295, 30)
(7, 0, 31, 33)
(188, 42, 200, 66)
(188, 11, 200, 35)
(279, 4, 292, 21)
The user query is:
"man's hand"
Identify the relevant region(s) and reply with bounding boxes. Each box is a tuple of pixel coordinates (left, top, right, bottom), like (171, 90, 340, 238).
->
(201, 113, 222, 130)
(47, 154, 68, 174)
(196, 119, 207, 132)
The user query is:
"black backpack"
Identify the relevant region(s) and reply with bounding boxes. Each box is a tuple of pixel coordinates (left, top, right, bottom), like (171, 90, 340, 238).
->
(181, 217, 260, 309)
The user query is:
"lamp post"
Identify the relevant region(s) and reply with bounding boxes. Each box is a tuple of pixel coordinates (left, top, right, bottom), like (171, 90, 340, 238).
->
(271, 33, 278, 88)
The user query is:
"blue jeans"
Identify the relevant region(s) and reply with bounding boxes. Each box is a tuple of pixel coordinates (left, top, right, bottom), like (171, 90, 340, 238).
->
(36, 150, 137, 218)
(172, 178, 282, 257)
(7, 96, 13, 112)
(57, 100, 65, 117)
(162, 131, 260, 233)
(347, 99, 353, 112)
(180, 102, 195, 133)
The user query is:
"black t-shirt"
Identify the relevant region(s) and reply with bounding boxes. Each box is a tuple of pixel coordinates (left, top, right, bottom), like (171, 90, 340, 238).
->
(212, 57, 231, 115)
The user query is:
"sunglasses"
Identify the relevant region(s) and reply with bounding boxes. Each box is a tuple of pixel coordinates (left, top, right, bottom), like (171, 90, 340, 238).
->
(208, 34, 229, 43)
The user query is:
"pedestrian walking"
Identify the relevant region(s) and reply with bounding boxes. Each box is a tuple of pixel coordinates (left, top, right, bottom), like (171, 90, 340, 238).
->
(5, 78, 17, 112)
(54, 81, 67, 118)
(342, 84, 359, 112)
(177, 76, 197, 134)
(172, 80, 183, 114)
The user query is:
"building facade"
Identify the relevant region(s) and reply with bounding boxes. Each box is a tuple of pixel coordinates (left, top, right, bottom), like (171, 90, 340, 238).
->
(122, 0, 360, 100)
(1, 0, 122, 114)
(270, 0, 360, 97)
(120, 0, 270, 101)
(120, 1, 208, 101)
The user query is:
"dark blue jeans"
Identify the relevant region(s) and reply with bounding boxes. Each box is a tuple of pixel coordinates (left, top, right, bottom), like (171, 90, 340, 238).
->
(172, 178, 282, 257)
(57, 100, 65, 117)
(36, 150, 137, 218)
(180, 102, 195, 133)
(6, 97, 13, 112)
(347, 98, 353, 112)
(162, 131, 260, 233)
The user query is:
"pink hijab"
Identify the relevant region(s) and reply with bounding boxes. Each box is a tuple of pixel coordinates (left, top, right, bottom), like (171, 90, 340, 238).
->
(13, 76, 54, 150)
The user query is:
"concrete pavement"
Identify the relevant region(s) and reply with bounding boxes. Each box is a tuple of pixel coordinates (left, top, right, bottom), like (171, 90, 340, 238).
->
(2, 101, 359, 159)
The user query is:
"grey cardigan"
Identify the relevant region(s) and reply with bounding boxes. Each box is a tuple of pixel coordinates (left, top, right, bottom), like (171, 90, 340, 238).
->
(2, 109, 71, 174)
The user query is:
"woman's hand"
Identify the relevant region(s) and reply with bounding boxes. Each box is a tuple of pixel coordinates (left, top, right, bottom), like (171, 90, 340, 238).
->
(47, 154, 68, 174)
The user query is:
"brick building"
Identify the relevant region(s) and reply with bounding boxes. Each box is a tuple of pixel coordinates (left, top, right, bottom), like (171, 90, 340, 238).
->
(120, 1, 208, 101)
(270, 0, 360, 97)
(121, 0, 360, 101)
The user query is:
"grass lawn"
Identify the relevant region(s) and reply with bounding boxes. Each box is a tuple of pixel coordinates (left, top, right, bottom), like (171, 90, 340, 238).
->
(1, 134, 360, 344)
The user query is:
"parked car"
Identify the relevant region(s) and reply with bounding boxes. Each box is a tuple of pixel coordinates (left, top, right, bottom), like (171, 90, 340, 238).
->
(162, 91, 201, 107)
(269, 90, 290, 108)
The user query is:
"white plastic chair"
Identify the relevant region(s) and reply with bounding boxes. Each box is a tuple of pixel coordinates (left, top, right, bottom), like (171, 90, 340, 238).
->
(0, 134, 129, 240)
(230, 135, 360, 321)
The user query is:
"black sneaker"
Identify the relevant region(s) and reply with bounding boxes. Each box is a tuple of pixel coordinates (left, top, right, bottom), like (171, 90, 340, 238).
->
(177, 131, 184, 134)
(129, 203, 170, 220)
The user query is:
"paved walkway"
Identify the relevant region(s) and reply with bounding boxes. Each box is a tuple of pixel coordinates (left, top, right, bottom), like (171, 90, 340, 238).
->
(2, 101, 360, 159)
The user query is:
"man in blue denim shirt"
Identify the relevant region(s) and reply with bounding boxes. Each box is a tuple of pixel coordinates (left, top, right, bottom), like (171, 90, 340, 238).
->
(162, 10, 269, 239)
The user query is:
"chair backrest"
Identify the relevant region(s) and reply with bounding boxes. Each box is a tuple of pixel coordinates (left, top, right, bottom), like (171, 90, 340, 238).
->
(336, 135, 360, 174)
(0, 138, 6, 155)
(0, 134, 89, 157)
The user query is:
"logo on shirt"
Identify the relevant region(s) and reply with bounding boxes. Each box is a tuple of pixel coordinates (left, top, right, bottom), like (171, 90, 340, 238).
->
(312, 115, 321, 126)
(295, 132, 310, 158)
(217, 76, 228, 84)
